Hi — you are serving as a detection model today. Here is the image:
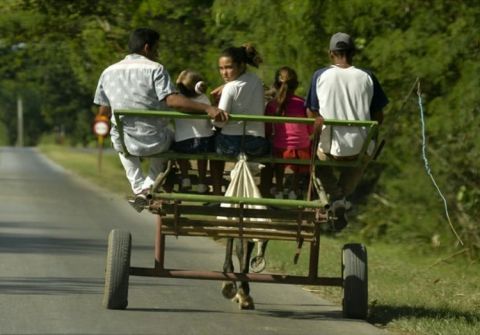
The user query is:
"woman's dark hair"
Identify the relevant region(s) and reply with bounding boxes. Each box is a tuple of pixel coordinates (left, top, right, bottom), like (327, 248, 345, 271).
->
(221, 43, 263, 68)
(273, 66, 299, 116)
(128, 28, 160, 53)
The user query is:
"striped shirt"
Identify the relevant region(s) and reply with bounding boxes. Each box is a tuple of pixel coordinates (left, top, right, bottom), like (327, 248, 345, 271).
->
(94, 54, 176, 156)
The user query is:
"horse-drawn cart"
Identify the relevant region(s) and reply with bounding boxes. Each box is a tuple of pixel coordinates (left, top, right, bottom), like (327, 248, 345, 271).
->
(103, 110, 378, 319)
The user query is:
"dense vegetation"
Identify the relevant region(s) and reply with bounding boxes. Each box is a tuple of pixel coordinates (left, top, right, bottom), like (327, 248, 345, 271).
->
(1, 0, 478, 257)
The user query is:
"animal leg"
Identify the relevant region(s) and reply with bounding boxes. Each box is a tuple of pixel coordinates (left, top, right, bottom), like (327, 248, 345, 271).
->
(234, 291, 255, 310)
(221, 238, 237, 299)
(250, 239, 269, 273)
(234, 239, 255, 310)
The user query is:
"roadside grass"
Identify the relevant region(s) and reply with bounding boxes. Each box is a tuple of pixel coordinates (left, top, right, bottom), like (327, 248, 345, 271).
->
(39, 144, 480, 335)
(39, 143, 131, 195)
(266, 238, 480, 335)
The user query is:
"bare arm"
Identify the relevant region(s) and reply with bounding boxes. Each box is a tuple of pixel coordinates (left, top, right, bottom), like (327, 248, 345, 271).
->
(165, 93, 228, 122)
(209, 84, 224, 106)
(307, 108, 324, 134)
(97, 105, 112, 118)
(371, 109, 384, 125)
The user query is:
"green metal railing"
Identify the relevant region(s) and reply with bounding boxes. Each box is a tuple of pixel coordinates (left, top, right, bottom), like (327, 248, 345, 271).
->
(113, 109, 378, 167)
(154, 192, 324, 208)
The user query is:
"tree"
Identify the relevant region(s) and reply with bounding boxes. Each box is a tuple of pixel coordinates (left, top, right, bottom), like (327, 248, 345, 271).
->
(320, 0, 480, 255)
(0, 0, 478, 256)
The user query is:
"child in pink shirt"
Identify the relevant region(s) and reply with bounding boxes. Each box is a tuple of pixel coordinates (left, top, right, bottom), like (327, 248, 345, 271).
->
(265, 66, 313, 199)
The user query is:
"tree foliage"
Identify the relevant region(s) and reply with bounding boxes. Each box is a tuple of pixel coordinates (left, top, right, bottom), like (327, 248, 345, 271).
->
(0, 0, 478, 256)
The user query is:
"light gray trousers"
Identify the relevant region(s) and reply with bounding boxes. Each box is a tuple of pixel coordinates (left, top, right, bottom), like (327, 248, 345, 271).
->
(118, 153, 165, 194)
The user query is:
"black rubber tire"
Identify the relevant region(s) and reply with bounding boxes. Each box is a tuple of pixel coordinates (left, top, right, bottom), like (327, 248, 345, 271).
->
(103, 229, 132, 310)
(342, 243, 368, 319)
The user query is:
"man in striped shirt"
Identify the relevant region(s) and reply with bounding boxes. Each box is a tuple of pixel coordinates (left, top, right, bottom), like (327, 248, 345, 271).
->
(94, 28, 227, 211)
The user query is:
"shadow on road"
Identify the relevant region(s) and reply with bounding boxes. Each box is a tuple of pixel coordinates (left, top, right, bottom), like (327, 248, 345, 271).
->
(0, 277, 103, 295)
(0, 232, 107, 254)
(126, 305, 345, 321)
(0, 230, 154, 255)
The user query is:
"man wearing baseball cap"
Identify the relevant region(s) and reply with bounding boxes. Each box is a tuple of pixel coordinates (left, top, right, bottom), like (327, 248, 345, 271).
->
(305, 32, 388, 231)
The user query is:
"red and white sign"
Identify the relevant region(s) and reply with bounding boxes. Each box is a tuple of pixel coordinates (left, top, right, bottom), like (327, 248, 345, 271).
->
(93, 117, 110, 136)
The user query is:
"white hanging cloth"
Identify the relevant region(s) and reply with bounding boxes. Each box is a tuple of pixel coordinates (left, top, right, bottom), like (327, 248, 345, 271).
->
(217, 153, 270, 223)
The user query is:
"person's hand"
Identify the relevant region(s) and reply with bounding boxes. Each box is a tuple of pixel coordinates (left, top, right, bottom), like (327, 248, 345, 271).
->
(210, 85, 224, 106)
(206, 106, 229, 123)
(313, 115, 324, 134)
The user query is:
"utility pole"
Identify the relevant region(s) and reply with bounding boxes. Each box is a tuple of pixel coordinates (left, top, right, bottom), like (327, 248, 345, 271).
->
(16, 95, 24, 147)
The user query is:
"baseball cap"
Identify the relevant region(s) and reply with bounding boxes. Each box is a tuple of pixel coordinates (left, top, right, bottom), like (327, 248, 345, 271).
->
(329, 32, 355, 51)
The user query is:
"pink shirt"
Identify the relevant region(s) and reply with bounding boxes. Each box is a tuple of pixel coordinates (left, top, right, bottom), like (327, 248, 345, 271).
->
(265, 95, 312, 149)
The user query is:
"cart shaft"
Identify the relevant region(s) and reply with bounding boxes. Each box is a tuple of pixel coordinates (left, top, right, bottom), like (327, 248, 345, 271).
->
(129, 267, 343, 287)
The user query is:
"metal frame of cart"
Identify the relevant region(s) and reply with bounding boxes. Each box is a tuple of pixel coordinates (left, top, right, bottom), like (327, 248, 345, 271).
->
(103, 110, 377, 319)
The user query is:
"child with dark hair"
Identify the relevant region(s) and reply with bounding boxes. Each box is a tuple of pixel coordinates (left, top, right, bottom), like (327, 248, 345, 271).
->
(265, 66, 313, 200)
(172, 70, 215, 193)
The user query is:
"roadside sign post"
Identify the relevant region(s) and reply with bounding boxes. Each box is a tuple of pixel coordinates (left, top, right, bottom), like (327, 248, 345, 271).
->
(93, 116, 110, 174)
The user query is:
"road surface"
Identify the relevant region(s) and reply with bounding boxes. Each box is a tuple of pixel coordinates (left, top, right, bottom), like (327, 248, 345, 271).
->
(0, 147, 388, 335)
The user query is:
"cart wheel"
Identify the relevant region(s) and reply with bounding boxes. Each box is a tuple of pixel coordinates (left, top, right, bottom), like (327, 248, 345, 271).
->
(103, 229, 132, 310)
(342, 243, 368, 319)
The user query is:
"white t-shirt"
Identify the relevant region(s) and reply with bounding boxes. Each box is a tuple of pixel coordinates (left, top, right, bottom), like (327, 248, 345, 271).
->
(174, 94, 214, 142)
(217, 72, 265, 137)
(305, 65, 388, 156)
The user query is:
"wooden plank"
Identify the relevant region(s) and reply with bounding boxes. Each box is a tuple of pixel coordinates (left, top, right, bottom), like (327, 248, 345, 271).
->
(161, 217, 316, 230)
(151, 193, 326, 208)
(158, 204, 318, 221)
(160, 226, 315, 241)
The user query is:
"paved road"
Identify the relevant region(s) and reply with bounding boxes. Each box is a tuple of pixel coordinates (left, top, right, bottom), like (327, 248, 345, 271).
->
(0, 147, 387, 335)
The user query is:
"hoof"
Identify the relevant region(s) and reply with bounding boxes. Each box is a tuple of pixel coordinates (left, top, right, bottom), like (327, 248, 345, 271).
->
(235, 293, 255, 310)
(250, 256, 266, 273)
(221, 282, 237, 299)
